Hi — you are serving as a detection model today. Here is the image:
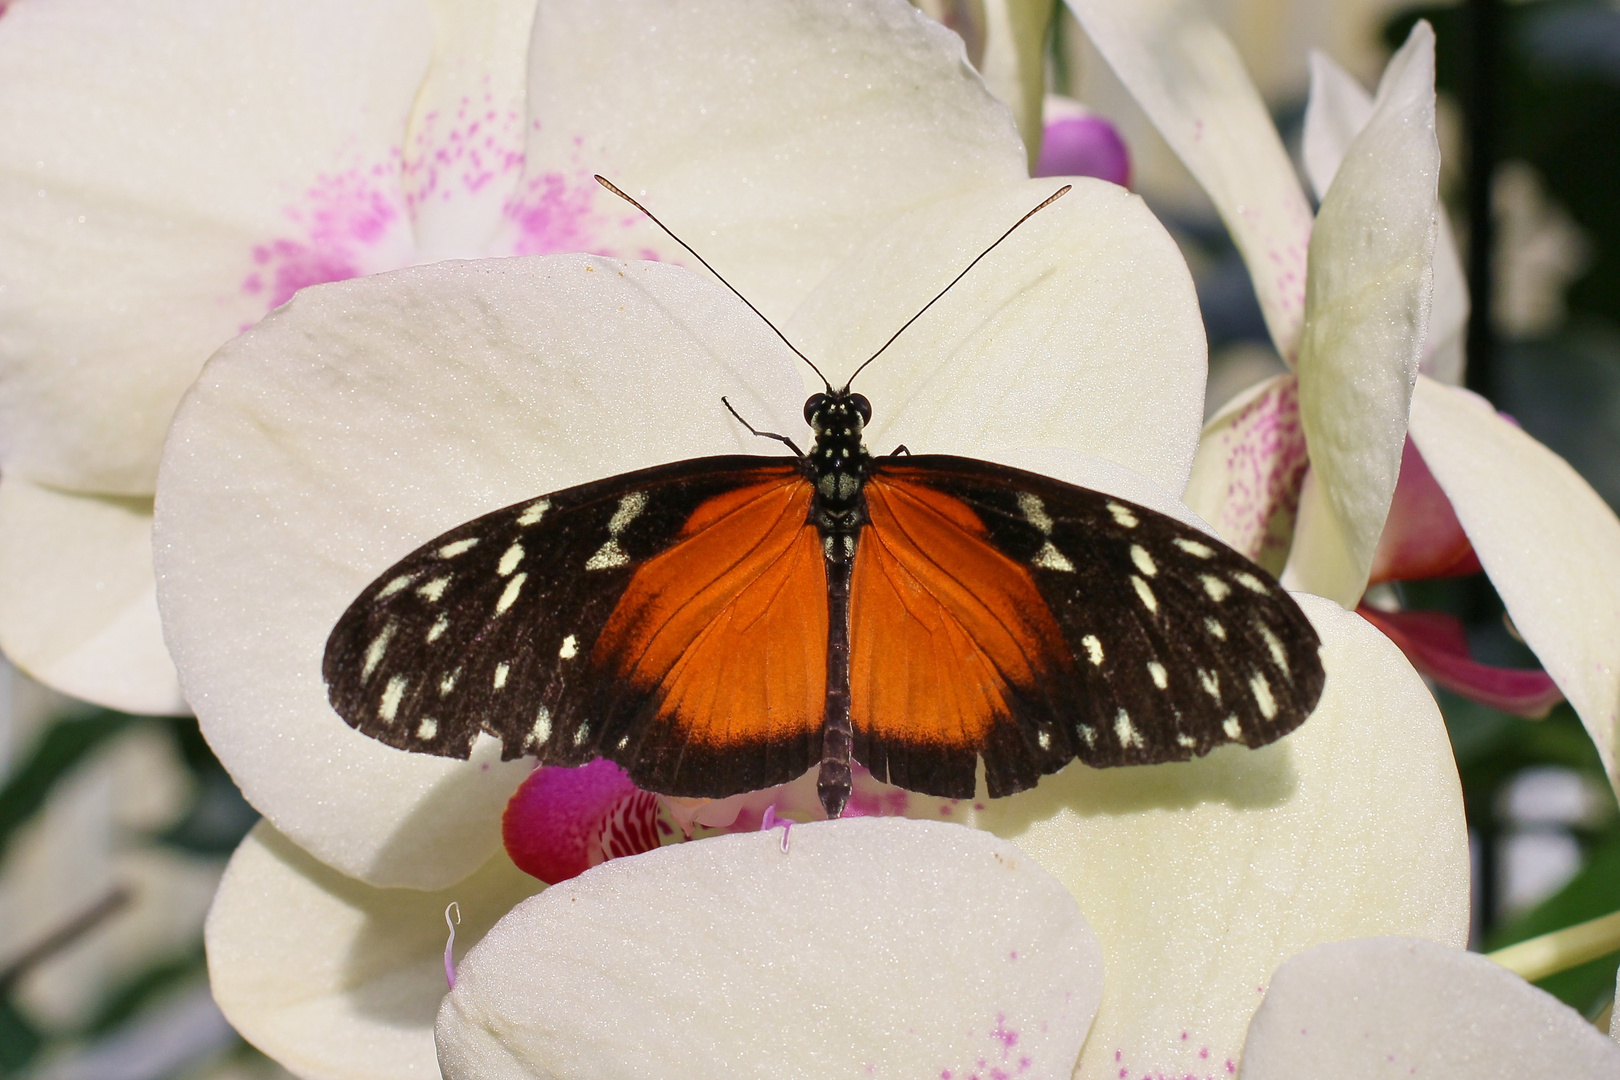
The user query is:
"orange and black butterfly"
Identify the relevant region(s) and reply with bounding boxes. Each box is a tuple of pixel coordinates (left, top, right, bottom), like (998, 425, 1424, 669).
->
(324, 180, 1325, 819)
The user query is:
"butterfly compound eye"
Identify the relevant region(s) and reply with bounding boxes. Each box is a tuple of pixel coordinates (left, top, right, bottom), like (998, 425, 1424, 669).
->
(803, 393, 829, 427)
(851, 394, 872, 426)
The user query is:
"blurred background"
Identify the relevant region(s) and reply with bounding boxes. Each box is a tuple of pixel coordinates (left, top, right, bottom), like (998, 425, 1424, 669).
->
(2, 0, 1617, 1074)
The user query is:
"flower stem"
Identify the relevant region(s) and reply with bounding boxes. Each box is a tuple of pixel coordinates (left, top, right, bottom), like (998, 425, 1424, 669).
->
(1487, 909, 1620, 983)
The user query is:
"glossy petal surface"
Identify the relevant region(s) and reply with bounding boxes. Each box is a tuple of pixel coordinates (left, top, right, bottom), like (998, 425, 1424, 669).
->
(207, 822, 542, 1080)
(437, 818, 1103, 1080)
(975, 594, 1468, 1079)
(1241, 937, 1620, 1077)
(1409, 375, 1620, 787)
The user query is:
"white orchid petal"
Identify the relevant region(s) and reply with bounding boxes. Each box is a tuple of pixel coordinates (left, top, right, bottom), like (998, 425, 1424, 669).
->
(974, 594, 1468, 1078)
(979, 0, 1053, 163)
(436, 818, 1103, 1080)
(1064, 0, 1312, 363)
(789, 179, 1206, 493)
(208, 822, 542, 1080)
(402, 0, 539, 258)
(1185, 374, 1308, 572)
(0, 0, 433, 494)
(1241, 937, 1620, 1077)
(1409, 375, 1620, 789)
(155, 256, 805, 888)
(504, 0, 1026, 321)
(0, 478, 184, 714)
(1291, 23, 1439, 607)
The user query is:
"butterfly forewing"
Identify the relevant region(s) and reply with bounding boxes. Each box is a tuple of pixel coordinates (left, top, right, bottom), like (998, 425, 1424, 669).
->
(323, 456, 822, 796)
(861, 456, 1325, 798)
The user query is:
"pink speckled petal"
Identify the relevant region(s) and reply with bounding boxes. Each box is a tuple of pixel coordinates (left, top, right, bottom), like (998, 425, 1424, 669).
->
(497, 0, 1026, 322)
(1184, 374, 1308, 574)
(1063, 0, 1313, 363)
(1241, 938, 1620, 1078)
(0, 478, 184, 714)
(155, 256, 804, 888)
(1357, 606, 1562, 718)
(0, 0, 433, 495)
(208, 822, 542, 1080)
(1287, 23, 1439, 607)
(1368, 437, 1480, 583)
(787, 179, 1206, 494)
(974, 594, 1469, 1080)
(1409, 375, 1620, 792)
(1304, 46, 1467, 386)
(502, 760, 670, 884)
(437, 819, 1104, 1080)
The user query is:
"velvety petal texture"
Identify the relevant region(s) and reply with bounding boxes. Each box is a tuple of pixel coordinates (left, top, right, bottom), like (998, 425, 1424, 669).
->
(1408, 376, 1620, 788)
(207, 822, 542, 1080)
(1285, 23, 1438, 606)
(1063, 0, 1312, 363)
(974, 595, 1468, 1079)
(156, 257, 805, 888)
(1241, 937, 1620, 1077)
(436, 818, 1104, 1080)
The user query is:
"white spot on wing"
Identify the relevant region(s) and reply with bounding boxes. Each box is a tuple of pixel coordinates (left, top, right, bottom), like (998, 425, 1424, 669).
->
(498, 542, 524, 576)
(379, 675, 407, 723)
(439, 670, 457, 695)
(1017, 492, 1054, 534)
(1034, 542, 1075, 572)
(1037, 729, 1052, 750)
(427, 615, 448, 643)
(1132, 575, 1158, 613)
(376, 574, 413, 599)
(438, 538, 478, 558)
(585, 540, 629, 570)
(1079, 725, 1096, 746)
(573, 721, 590, 747)
(617, 735, 629, 750)
(362, 622, 396, 680)
(1082, 635, 1104, 666)
(1174, 537, 1215, 558)
(1257, 622, 1289, 673)
(1130, 545, 1156, 576)
(608, 491, 647, 534)
(1251, 672, 1278, 719)
(1107, 502, 1139, 528)
(1206, 617, 1226, 640)
(517, 498, 551, 526)
(528, 706, 552, 748)
(1177, 734, 1197, 748)
(559, 634, 578, 660)
(1223, 715, 1243, 740)
(1199, 669, 1221, 699)
(1201, 575, 1231, 602)
(416, 718, 438, 740)
(1232, 570, 1269, 594)
(417, 577, 450, 602)
(1114, 708, 1143, 749)
(493, 663, 509, 689)
(1148, 662, 1168, 689)
(495, 572, 527, 615)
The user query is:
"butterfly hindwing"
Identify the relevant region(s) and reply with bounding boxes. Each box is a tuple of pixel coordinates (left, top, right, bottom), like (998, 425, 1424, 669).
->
(858, 456, 1325, 798)
(323, 456, 822, 796)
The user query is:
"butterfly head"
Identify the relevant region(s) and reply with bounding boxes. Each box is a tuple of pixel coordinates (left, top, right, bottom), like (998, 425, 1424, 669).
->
(803, 389, 871, 436)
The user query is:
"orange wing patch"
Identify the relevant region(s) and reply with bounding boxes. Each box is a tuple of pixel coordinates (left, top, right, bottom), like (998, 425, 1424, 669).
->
(593, 474, 826, 751)
(852, 474, 1069, 758)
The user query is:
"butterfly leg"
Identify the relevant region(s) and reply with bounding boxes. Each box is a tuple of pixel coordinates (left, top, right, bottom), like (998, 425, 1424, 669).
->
(817, 533, 856, 819)
(721, 396, 806, 458)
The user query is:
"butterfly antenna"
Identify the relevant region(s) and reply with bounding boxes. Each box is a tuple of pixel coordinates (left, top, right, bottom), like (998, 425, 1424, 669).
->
(594, 176, 833, 392)
(843, 184, 1071, 390)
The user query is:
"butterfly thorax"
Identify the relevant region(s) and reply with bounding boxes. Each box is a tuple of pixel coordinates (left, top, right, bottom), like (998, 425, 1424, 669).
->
(803, 389, 873, 536)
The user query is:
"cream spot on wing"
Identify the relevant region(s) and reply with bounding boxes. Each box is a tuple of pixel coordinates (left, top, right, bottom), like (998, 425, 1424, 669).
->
(498, 542, 525, 576)
(1232, 570, 1270, 594)
(1017, 491, 1054, 534)
(379, 675, 407, 723)
(1082, 635, 1104, 666)
(1034, 542, 1075, 572)
(607, 491, 647, 534)
(493, 663, 509, 690)
(439, 670, 458, 696)
(1130, 545, 1156, 576)
(559, 634, 578, 660)
(416, 719, 438, 740)
(1107, 502, 1139, 528)
(438, 538, 479, 558)
(417, 576, 450, 602)
(1037, 729, 1052, 750)
(1079, 725, 1096, 747)
(1132, 576, 1158, 613)
(1174, 537, 1216, 558)
(573, 721, 590, 747)
(1224, 716, 1243, 740)
(1251, 672, 1278, 719)
(1148, 661, 1168, 689)
(528, 706, 552, 748)
(1199, 669, 1221, 699)
(1114, 708, 1143, 749)
(1206, 617, 1226, 640)
(516, 498, 551, 526)
(362, 621, 396, 680)
(427, 615, 448, 643)
(376, 574, 413, 599)
(1177, 734, 1197, 748)
(617, 735, 629, 750)
(1201, 574, 1231, 602)
(495, 572, 527, 615)
(585, 540, 629, 570)
(1257, 622, 1289, 673)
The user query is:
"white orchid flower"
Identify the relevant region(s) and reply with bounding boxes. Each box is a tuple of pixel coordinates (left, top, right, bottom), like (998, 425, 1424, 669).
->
(1066, 0, 1620, 795)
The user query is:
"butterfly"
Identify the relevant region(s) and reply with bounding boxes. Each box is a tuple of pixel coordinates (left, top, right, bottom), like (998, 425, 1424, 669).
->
(324, 179, 1326, 820)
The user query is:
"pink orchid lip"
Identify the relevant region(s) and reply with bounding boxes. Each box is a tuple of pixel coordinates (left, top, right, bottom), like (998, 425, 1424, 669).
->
(1356, 605, 1563, 719)
(1035, 113, 1132, 188)
(1368, 437, 1482, 584)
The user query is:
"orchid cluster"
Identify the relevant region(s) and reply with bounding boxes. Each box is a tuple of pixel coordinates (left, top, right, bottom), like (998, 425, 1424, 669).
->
(2, 0, 1619, 1077)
